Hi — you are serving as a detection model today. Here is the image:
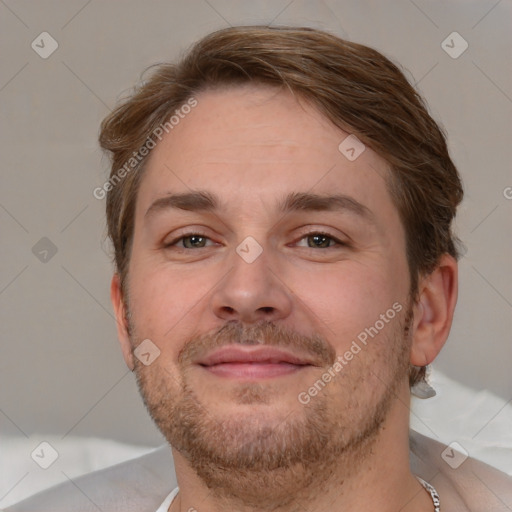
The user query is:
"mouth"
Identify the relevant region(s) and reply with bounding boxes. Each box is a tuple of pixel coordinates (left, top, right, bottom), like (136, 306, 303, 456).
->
(197, 345, 315, 379)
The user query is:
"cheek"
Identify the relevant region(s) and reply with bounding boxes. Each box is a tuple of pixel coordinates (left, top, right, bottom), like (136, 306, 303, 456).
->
(285, 260, 404, 350)
(127, 259, 218, 351)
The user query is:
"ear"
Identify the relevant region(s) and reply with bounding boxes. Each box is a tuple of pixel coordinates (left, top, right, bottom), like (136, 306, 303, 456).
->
(410, 254, 458, 367)
(111, 273, 135, 371)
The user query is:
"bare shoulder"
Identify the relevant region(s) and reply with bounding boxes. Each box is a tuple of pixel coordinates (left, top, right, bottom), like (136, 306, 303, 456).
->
(410, 430, 512, 512)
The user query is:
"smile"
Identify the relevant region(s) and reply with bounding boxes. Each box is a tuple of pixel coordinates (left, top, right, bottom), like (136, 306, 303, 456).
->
(198, 345, 314, 379)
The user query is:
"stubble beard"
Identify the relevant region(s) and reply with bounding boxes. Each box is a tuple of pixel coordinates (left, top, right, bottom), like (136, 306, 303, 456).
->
(131, 309, 412, 509)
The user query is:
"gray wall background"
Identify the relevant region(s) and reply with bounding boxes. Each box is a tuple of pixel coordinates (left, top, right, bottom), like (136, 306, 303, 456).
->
(1, 0, 511, 447)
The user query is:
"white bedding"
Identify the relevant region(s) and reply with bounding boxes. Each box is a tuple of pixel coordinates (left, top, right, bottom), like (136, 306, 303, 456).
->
(0, 437, 153, 508)
(410, 368, 512, 477)
(1, 368, 510, 508)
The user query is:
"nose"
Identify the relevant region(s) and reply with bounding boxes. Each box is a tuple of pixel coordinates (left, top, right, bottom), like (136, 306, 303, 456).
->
(209, 245, 293, 324)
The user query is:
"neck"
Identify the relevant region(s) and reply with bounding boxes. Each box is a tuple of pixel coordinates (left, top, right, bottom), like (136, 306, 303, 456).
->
(169, 387, 433, 512)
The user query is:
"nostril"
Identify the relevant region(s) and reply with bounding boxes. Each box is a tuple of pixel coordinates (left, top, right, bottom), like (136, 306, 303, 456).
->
(259, 307, 274, 314)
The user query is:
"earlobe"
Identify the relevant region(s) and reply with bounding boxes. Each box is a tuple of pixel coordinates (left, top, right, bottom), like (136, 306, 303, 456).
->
(110, 274, 135, 371)
(410, 254, 458, 367)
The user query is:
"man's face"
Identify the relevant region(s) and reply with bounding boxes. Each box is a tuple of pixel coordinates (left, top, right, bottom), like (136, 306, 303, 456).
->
(121, 85, 413, 491)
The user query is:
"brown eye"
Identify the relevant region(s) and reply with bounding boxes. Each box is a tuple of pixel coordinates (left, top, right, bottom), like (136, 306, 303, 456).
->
(181, 235, 209, 248)
(307, 234, 334, 248)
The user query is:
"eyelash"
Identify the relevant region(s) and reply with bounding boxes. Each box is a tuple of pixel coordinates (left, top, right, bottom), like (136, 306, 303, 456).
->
(164, 232, 215, 249)
(164, 231, 348, 250)
(295, 231, 347, 249)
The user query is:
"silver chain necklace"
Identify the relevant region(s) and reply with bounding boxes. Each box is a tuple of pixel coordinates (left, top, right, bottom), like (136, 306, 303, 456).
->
(416, 476, 441, 512)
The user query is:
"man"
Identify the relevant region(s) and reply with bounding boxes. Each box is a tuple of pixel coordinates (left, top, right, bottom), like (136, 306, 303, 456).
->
(8, 26, 512, 512)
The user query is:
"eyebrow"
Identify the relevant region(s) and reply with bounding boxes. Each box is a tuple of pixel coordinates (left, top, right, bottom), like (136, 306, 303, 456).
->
(145, 191, 218, 219)
(279, 192, 374, 222)
(144, 190, 375, 223)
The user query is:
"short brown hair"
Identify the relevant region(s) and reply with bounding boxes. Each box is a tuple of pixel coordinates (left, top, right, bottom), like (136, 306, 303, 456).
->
(99, 25, 463, 325)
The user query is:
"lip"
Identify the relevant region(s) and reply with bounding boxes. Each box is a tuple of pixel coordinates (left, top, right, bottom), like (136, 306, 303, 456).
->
(197, 345, 315, 379)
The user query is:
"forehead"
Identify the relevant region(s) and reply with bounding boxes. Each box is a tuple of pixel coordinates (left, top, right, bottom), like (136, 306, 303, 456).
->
(136, 85, 395, 221)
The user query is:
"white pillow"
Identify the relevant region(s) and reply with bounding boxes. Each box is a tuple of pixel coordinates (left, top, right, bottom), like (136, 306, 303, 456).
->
(411, 367, 512, 476)
(0, 436, 153, 508)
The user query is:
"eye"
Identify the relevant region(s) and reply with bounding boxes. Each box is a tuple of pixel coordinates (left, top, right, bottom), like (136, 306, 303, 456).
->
(295, 232, 345, 249)
(165, 233, 215, 249)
